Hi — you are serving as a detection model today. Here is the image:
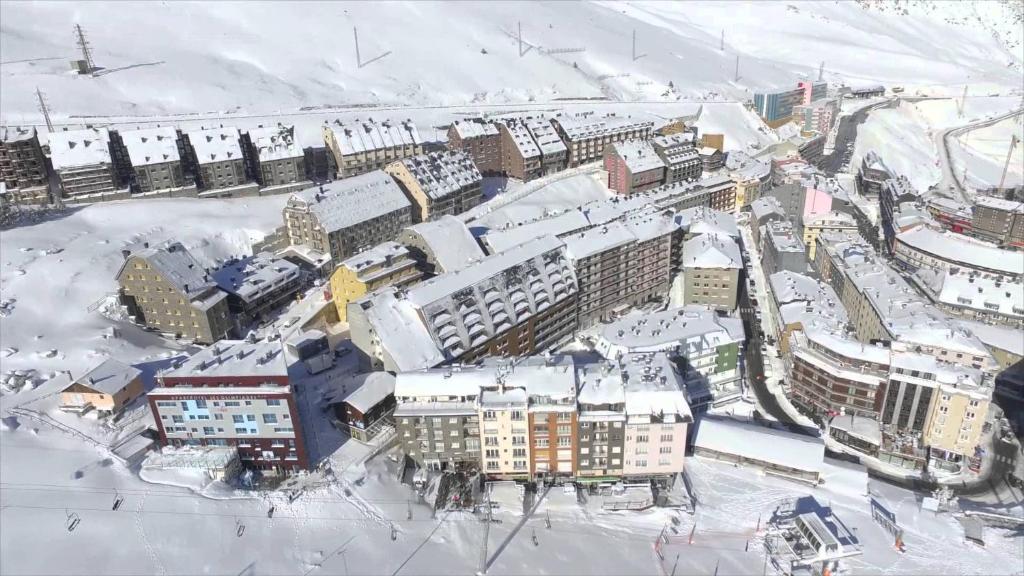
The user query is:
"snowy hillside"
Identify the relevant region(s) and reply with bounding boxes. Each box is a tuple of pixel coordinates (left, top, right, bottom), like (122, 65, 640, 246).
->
(1, 1, 1020, 121)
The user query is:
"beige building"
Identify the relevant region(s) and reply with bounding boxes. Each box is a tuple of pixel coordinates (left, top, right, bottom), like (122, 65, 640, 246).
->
(59, 358, 144, 417)
(246, 124, 308, 188)
(681, 234, 741, 311)
(121, 126, 186, 193)
(185, 127, 250, 191)
(283, 171, 412, 265)
(384, 150, 482, 222)
(330, 241, 423, 322)
(480, 387, 532, 478)
(802, 211, 857, 261)
(397, 216, 486, 275)
(0, 126, 48, 203)
(116, 241, 233, 344)
(323, 118, 422, 178)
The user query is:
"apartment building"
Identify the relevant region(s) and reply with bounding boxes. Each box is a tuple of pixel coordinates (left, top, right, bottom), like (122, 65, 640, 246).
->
(115, 242, 233, 344)
(893, 225, 1023, 281)
(521, 356, 579, 478)
(802, 211, 857, 261)
(384, 150, 482, 222)
(211, 252, 303, 329)
(881, 352, 989, 462)
(725, 150, 770, 210)
(148, 338, 309, 473)
(323, 118, 422, 178)
(121, 126, 186, 193)
(563, 210, 676, 328)
(330, 241, 424, 322)
(704, 177, 737, 213)
(763, 220, 808, 276)
(972, 196, 1024, 248)
(245, 124, 308, 188)
(620, 353, 691, 479)
(753, 86, 805, 126)
(398, 216, 485, 275)
(789, 328, 890, 419)
(447, 119, 502, 175)
(49, 127, 120, 197)
(394, 367, 482, 471)
(856, 152, 892, 198)
(575, 360, 627, 479)
(604, 140, 666, 195)
(767, 271, 849, 353)
(926, 196, 974, 235)
(797, 80, 828, 104)
(793, 98, 839, 135)
(0, 126, 48, 204)
(681, 234, 741, 311)
(751, 196, 787, 249)
(551, 114, 654, 167)
(497, 119, 542, 181)
(651, 133, 702, 185)
(348, 235, 579, 372)
(282, 171, 412, 265)
(911, 268, 1024, 328)
(184, 127, 250, 191)
(879, 175, 919, 253)
(524, 118, 568, 175)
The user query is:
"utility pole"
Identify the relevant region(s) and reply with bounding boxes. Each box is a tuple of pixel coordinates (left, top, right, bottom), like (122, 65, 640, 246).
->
(518, 21, 525, 57)
(998, 134, 1019, 190)
(74, 24, 95, 73)
(818, 61, 825, 82)
(35, 87, 53, 133)
(479, 483, 492, 574)
(734, 54, 740, 82)
(958, 85, 968, 117)
(720, 29, 724, 51)
(353, 27, 361, 68)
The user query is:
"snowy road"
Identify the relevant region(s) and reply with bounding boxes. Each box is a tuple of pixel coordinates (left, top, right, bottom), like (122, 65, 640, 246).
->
(934, 106, 1024, 201)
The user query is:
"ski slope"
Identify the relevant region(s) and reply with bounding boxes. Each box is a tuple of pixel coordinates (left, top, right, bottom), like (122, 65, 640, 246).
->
(1, 1, 1020, 122)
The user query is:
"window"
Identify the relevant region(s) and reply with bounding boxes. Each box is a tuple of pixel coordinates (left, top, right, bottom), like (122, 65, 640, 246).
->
(636, 435, 649, 443)
(172, 415, 183, 423)
(659, 446, 672, 454)
(232, 415, 244, 423)
(246, 414, 256, 422)
(511, 410, 525, 421)
(660, 434, 673, 442)
(485, 436, 498, 447)
(202, 426, 215, 435)
(266, 399, 281, 406)
(485, 449, 499, 458)
(483, 410, 497, 421)
(263, 414, 278, 424)
(214, 414, 223, 421)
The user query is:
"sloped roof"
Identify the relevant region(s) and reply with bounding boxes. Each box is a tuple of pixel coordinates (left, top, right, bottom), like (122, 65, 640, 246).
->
(329, 119, 420, 155)
(71, 358, 141, 395)
(186, 127, 243, 164)
(290, 171, 410, 234)
(121, 126, 180, 167)
(122, 241, 216, 298)
(50, 127, 111, 170)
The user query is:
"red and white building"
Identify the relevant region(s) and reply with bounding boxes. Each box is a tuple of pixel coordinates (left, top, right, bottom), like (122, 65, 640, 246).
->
(148, 338, 309, 474)
(604, 140, 665, 195)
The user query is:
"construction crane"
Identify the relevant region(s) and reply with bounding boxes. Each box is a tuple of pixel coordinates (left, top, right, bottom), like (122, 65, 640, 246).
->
(998, 134, 1019, 191)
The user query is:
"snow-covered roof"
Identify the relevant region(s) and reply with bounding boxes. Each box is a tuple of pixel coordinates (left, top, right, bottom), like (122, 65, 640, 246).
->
(49, 127, 111, 170)
(914, 268, 1024, 320)
(401, 215, 484, 273)
(355, 288, 446, 372)
(341, 372, 396, 413)
(678, 206, 739, 239)
(72, 358, 142, 395)
(0, 125, 36, 143)
(451, 119, 498, 139)
(620, 353, 691, 419)
(805, 210, 856, 228)
(121, 126, 180, 167)
(524, 118, 566, 156)
(498, 119, 541, 159)
(694, 417, 825, 474)
(186, 126, 243, 164)
(596, 305, 744, 357)
(610, 140, 665, 174)
(698, 146, 720, 157)
(123, 241, 216, 299)
(770, 271, 835, 305)
(957, 320, 1024, 357)
(890, 352, 984, 393)
(765, 220, 805, 253)
(328, 118, 420, 156)
(501, 355, 577, 403)
(681, 234, 741, 269)
(161, 338, 289, 379)
(563, 220, 636, 261)
(212, 252, 300, 303)
(803, 327, 890, 366)
(394, 150, 481, 200)
(248, 124, 303, 162)
(339, 241, 413, 279)
(896, 226, 1023, 277)
(482, 209, 591, 254)
(751, 196, 786, 222)
(553, 114, 653, 141)
(974, 195, 1024, 213)
(576, 360, 626, 408)
(408, 234, 566, 308)
(290, 171, 410, 234)
(394, 365, 486, 399)
(652, 132, 697, 151)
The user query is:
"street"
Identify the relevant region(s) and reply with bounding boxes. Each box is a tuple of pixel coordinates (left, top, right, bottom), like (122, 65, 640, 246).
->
(817, 99, 896, 176)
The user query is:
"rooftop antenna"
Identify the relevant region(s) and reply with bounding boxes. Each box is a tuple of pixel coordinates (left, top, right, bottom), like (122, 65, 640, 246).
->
(36, 87, 53, 133)
(74, 24, 96, 73)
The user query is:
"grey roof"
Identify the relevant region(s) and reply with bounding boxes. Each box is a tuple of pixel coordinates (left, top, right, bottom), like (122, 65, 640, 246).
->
(0, 125, 37, 143)
(396, 151, 482, 200)
(186, 127, 243, 164)
(126, 241, 216, 299)
(499, 119, 541, 159)
(524, 118, 567, 156)
(121, 126, 180, 167)
(401, 216, 484, 273)
(610, 140, 665, 173)
(329, 118, 420, 155)
(290, 171, 411, 234)
(342, 372, 396, 413)
(212, 253, 300, 303)
(73, 358, 142, 395)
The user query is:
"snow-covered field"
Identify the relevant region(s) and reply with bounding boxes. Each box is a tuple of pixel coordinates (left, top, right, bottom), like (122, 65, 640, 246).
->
(0, 196, 287, 381)
(1, 1, 1021, 122)
(950, 115, 1024, 190)
(851, 96, 1023, 190)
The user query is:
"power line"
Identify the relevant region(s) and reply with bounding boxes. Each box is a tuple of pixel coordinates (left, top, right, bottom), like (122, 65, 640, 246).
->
(74, 24, 96, 73)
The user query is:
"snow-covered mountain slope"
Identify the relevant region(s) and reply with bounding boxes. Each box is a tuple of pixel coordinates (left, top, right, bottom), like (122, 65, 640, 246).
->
(1, 1, 1020, 121)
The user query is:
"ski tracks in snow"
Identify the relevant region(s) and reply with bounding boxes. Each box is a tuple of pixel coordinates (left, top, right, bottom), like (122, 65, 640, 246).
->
(134, 488, 167, 576)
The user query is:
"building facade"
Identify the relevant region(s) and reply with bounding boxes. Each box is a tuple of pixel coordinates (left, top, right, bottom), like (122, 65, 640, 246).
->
(323, 118, 422, 178)
(121, 126, 186, 193)
(50, 127, 121, 197)
(604, 140, 666, 195)
(185, 127, 250, 191)
(551, 115, 653, 167)
(497, 119, 543, 181)
(148, 338, 309, 473)
(384, 150, 483, 222)
(330, 241, 424, 322)
(0, 126, 48, 203)
(447, 119, 502, 175)
(245, 124, 308, 188)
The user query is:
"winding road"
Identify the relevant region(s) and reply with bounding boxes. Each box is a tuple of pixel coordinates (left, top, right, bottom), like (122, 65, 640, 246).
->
(934, 105, 1024, 202)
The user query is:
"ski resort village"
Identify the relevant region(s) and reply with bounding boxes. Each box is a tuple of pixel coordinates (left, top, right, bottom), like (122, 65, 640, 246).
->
(1, 1, 1023, 575)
